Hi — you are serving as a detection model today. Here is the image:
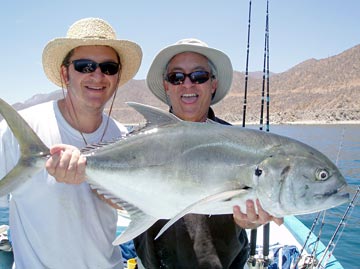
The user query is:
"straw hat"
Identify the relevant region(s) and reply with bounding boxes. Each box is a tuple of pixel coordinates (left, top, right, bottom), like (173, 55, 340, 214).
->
(146, 38, 233, 105)
(42, 17, 142, 87)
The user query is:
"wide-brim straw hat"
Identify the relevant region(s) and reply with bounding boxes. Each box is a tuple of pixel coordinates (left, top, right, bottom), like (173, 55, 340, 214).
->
(42, 17, 142, 87)
(146, 38, 233, 105)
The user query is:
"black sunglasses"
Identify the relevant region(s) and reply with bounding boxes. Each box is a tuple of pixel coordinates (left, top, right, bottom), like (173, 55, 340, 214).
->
(165, 71, 214, 85)
(69, 59, 120, 75)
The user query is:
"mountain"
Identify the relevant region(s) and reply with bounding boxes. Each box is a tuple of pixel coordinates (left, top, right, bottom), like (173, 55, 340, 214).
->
(11, 44, 360, 125)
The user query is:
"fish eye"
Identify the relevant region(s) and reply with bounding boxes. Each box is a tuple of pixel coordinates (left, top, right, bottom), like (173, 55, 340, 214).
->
(316, 169, 329, 181)
(255, 167, 263, 176)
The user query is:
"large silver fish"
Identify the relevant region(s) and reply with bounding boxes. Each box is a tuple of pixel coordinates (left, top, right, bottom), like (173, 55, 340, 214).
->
(0, 98, 350, 245)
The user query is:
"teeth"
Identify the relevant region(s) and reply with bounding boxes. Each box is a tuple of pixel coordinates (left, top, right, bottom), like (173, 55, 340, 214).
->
(182, 93, 197, 97)
(87, 86, 104, 90)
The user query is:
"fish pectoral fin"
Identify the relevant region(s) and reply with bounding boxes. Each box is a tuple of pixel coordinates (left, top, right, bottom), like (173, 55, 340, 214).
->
(113, 208, 157, 246)
(155, 189, 245, 240)
(89, 186, 159, 245)
(110, 198, 157, 245)
(112, 211, 157, 245)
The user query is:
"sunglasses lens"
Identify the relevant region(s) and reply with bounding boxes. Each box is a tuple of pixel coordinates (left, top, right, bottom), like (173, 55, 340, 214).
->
(99, 62, 120, 75)
(72, 60, 119, 75)
(166, 71, 211, 85)
(190, 71, 210, 84)
(166, 72, 186, 85)
(73, 60, 97, 73)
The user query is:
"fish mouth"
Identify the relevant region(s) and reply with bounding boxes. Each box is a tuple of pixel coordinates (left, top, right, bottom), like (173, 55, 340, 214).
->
(314, 185, 350, 200)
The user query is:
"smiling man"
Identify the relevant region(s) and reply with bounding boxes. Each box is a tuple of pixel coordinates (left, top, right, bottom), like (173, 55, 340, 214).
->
(163, 51, 217, 122)
(0, 17, 142, 268)
(133, 38, 283, 269)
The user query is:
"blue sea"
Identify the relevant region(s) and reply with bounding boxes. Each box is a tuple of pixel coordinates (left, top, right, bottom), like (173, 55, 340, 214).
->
(266, 124, 360, 269)
(1, 124, 359, 268)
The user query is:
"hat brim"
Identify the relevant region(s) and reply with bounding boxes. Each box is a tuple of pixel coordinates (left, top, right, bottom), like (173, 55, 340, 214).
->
(146, 43, 233, 105)
(42, 38, 142, 87)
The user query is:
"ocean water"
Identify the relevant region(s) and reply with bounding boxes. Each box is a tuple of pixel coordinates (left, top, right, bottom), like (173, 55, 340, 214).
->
(1, 124, 359, 268)
(266, 124, 360, 269)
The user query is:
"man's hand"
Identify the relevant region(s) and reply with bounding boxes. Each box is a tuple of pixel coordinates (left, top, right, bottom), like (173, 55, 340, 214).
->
(46, 144, 87, 184)
(233, 199, 283, 229)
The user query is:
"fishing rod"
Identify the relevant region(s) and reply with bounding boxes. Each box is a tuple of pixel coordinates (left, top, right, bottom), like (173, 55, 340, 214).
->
(293, 211, 322, 267)
(294, 124, 349, 268)
(241, 1, 261, 267)
(335, 127, 346, 165)
(259, 0, 270, 132)
(317, 186, 360, 269)
(313, 126, 349, 268)
(309, 212, 326, 267)
(265, 9, 270, 133)
(260, 3, 271, 266)
(242, 0, 252, 128)
(248, 2, 272, 267)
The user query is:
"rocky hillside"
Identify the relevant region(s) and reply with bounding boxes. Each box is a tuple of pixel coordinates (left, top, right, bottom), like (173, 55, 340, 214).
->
(12, 44, 360, 125)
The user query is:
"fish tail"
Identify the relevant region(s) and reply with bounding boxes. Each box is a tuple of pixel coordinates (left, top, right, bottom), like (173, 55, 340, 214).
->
(0, 98, 50, 195)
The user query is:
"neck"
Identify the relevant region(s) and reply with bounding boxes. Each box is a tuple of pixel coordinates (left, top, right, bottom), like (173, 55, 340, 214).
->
(58, 98, 103, 134)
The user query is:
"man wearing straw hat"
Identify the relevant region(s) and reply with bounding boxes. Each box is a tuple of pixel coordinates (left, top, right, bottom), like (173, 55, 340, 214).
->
(0, 17, 142, 268)
(133, 38, 283, 268)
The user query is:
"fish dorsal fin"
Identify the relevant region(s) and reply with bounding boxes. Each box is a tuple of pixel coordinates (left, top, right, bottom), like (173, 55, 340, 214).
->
(126, 102, 181, 129)
(155, 189, 246, 240)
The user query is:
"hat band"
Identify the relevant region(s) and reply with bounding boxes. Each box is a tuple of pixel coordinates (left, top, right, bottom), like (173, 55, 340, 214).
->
(80, 35, 113, 39)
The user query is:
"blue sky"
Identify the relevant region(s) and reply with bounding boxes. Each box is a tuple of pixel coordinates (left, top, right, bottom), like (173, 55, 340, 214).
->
(2, 0, 359, 104)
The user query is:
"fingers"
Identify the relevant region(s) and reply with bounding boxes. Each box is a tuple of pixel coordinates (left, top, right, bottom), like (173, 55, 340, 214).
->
(255, 199, 272, 223)
(272, 216, 284, 226)
(233, 199, 284, 229)
(46, 144, 87, 184)
(255, 199, 284, 225)
(233, 205, 258, 229)
(246, 200, 260, 222)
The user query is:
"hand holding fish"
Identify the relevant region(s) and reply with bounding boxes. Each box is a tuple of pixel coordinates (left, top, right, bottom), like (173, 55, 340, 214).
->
(46, 144, 86, 184)
(233, 199, 284, 229)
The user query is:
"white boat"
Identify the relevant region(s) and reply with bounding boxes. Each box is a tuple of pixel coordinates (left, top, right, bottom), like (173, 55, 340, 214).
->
(0, 208, 347, 269)
(0, 224, 13, 269)
(243, 216, 344, 269)
(114, 212, 345, 269)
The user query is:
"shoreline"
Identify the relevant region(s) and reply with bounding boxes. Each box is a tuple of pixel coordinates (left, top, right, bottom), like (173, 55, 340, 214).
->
(229, 120, 360, 126)
(124, 120, 360, 127)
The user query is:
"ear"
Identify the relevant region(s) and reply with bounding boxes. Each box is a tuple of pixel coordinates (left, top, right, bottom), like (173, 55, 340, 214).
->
(60, 65, 70, 85)
(163, 80, 169, 92)
(116, 68, 122, 86)
(211, 78, 218, 94)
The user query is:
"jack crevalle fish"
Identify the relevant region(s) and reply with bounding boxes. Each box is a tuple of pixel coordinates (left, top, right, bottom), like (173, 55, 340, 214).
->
(0, 98, 350, 245)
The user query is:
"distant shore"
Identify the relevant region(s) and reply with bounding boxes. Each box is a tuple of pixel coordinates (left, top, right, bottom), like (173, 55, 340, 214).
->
(230, 120, 360, 125)
(124, 120, 360, 127)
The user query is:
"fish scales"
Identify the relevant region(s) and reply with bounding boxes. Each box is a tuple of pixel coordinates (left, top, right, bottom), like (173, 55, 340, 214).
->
(0, 99, 350, 245)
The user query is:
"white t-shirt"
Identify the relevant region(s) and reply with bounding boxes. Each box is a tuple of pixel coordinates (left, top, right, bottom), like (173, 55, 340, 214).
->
(0, 100, 127, 269)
